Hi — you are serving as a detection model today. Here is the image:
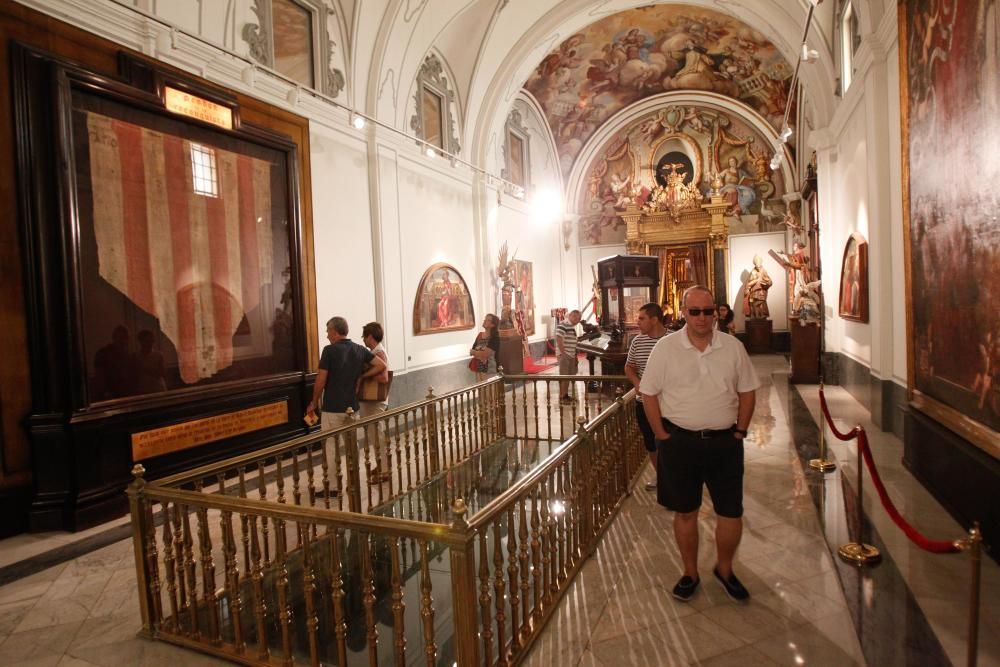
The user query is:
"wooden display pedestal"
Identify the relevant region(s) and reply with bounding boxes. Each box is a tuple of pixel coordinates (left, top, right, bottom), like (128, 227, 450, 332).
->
(497, 330, 524, 374)
(745, 319, 773, 354)
(789, 319, 821, 383)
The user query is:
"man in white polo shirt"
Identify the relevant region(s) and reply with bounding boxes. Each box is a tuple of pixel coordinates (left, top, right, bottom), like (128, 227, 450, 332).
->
(640, 285, 759, 602)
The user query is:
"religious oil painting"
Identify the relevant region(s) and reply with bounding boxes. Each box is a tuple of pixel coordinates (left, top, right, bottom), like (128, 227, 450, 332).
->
(71, 90, 297, 405)
(901, 0, 1000, 454)
(838, 233, 868, 322)
(413, 263, 475, 335)
(512, 259, 535, 336)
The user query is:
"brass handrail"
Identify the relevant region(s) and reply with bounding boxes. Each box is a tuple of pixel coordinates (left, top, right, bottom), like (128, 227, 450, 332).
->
(468, 390, 633, 530)
(140, 485, 460, 545)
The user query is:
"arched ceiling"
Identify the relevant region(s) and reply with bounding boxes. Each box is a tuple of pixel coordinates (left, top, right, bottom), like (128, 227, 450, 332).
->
(522, 5, 796, 176)
(354, 1, 862, 178)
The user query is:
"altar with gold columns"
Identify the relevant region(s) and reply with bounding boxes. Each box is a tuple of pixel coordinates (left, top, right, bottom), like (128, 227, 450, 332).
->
(621, 190, 731, 313)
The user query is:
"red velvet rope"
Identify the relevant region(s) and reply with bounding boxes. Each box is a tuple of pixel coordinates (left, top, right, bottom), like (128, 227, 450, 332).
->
(817, 388, 961, 554)
(856, 431, 960, 554)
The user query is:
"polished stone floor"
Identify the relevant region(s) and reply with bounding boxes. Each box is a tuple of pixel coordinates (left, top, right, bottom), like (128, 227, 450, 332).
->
(0, 355, 996, 666)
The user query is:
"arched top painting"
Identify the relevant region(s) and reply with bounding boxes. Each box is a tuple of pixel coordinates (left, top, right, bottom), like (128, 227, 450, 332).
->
(838, 233, 868, 322)
(413, 263, 476, 335)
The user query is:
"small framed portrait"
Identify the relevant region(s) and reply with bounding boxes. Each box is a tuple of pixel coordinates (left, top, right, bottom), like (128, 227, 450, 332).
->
(838, 233, 868, 322)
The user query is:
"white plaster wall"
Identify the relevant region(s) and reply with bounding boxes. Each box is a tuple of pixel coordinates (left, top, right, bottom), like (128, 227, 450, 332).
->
(822, 91, 873, 366)
(728, 232, 787, 333)
(394, 158, 479, 369)
(310, 123, 376, 354)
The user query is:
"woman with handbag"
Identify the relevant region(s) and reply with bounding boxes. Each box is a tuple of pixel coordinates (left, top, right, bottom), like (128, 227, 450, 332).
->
(470, 313, 500, 381)
(359, 322, 392, 483)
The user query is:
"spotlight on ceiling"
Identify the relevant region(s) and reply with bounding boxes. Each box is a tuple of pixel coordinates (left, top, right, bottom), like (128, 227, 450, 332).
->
(425, 146, 437, 158)
(286, 87, 300, 106)
(351, 113, 366, 130)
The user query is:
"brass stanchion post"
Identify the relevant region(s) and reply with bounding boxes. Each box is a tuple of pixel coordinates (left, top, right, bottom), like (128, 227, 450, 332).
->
(810, 385, 836, 472)
(448, 498, 481, 667)
(425, 387, 441, 475)
(837, 429, 880, 565)
(957, 522, 982, 667)
(344, 408, 363, 513)
(127, 464, 155, 637)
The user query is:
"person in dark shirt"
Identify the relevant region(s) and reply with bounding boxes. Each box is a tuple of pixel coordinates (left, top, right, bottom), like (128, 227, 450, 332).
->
(306, 315, 386, 432)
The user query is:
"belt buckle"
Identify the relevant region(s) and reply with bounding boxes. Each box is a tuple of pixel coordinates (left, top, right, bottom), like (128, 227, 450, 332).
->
(698, 429, 712, 439)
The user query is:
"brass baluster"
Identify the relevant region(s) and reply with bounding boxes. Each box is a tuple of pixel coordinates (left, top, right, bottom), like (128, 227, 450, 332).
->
(161, 500, 179, 633)
(329, 528, 348, 666)
(399, 412, 416, 491)
(445, 395, 456, 468)
(333, 432, 345, 511)
(363, 423, 375, 509)
(419, 539, 438, 666)
(237, 469, 253, 580)
(530, 489, 543, 623)
(517, 498, 530, 642)
(390, 537, 406, 667)
(181, 503, 200, 638)
(539, 481, 552, 608)
(170, 501, 188, 633)
(257, 461, 271, 565)
(320, 435, 332, 511)
(275, 521, 293, 665)
(409, 409, 420, 491)
(142, 498, 163, 633)
(361, 533, 379, 666)
(300, 524, 319, 667)
(544, 380, 562, 440)
(276, 453, 286, 504)
(505, 508, 520, 654)
(532, 381, 540, 440)
(249, 515, 270, 661)
(425, 390, 439, 477)
(492, 521, 507, 666)
(196, 503, 221, 644)
(221, 509, 245, 655)
(292, 448, 302, 509)
(306, 443, 317, 511)
(449, 500, 481, 667)
(520, 381, 529, 440)
(478, 530, 493, 665)
(556, 465, 568, 585)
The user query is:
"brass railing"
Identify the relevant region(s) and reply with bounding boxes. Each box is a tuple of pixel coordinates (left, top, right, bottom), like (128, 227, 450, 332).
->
(129, 374, 642, 665)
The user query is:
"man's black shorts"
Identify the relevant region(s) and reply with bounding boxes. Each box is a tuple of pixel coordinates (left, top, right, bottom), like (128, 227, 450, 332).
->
(656, 422, 744, 518)
(635, 400, 656, 453)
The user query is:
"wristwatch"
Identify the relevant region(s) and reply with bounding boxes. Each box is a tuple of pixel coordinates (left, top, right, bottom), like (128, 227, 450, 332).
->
(733, 428, 747, 437)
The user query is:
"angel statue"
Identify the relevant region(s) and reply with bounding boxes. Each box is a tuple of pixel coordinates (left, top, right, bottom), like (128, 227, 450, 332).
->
(794, 280, 823, 325)
(497, 242, 517, 328)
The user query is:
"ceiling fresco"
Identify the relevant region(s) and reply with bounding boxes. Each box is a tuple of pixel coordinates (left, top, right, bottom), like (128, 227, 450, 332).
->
(523, 5, 794, 175)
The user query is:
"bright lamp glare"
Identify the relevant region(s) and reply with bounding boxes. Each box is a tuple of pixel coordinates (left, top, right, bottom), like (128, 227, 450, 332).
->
(425, 146, 436, 158)
(352, 114, 366, 130)
(532, 188, 562, 224)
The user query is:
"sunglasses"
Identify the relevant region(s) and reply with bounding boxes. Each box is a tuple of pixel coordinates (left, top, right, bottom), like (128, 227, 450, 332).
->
(687, 307, 716, 316)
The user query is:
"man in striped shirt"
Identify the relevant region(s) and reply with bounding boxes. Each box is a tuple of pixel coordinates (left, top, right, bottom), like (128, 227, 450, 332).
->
(556, 309, 582, 404)
(625, 303, 667, 491)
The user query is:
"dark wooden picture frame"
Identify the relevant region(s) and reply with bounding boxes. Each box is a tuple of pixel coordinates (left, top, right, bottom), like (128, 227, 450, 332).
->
(837, 233, 868, 322)
(412, 263, 476, 335)
(899, 1, 1000, 457)
(9, 41, 317, 529)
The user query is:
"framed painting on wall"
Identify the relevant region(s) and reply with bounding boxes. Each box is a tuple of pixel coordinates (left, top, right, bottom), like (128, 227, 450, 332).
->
(512, 259, 535, 336)
(838, 233, 868, 322)
(900, 0, 1000, 456)
(413, 263, 475, 335)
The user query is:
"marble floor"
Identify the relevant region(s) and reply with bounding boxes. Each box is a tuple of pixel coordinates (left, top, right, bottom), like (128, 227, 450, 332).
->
(0, 355, 996, 666)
